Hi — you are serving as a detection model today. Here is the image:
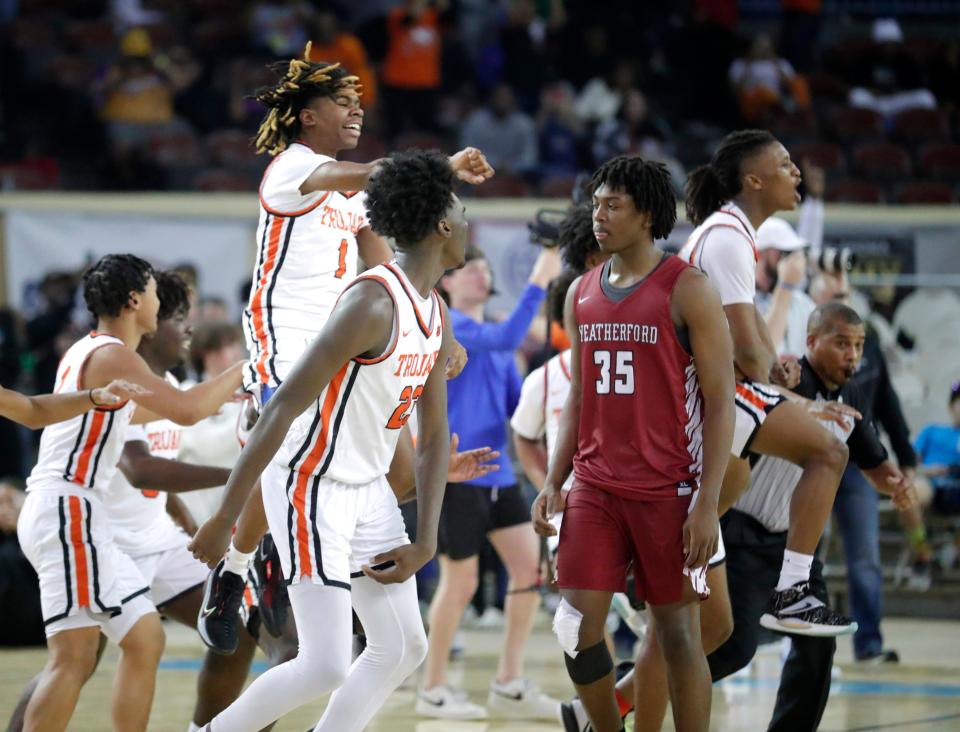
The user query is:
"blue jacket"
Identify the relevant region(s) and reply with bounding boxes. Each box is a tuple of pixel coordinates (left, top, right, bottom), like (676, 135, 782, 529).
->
(447, 283, 546, 487)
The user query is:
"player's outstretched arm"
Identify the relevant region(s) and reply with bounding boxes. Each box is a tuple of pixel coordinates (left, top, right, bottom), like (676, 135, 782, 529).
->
(532, 277, 583, 537)
(189, 280, 393, 565)
(0, 380, 149, 430)
(675, 270, 736, 568)
(118, 440, 231, 494)
(365, 299, 454, 585)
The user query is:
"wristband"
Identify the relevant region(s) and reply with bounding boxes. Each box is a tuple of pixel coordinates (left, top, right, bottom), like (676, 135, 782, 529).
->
(779, 282, 801, 292)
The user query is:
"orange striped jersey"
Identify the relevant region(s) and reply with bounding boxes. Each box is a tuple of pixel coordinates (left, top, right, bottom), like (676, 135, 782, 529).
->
(274, 261, 444, 485)
(102, 372, 185, 556)
(27, 333, 134, 497)
(244, 141, 369, 389)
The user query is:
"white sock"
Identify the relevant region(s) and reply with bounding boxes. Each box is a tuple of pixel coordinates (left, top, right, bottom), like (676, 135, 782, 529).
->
(776, 550, 813, 591)
(223, 541, 255, 577)
(208, 583, 353, 731)
(188, 723, 201, 732)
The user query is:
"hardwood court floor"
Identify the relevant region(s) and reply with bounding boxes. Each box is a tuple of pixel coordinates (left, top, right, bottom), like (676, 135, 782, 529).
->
(1, 617, 958, 731)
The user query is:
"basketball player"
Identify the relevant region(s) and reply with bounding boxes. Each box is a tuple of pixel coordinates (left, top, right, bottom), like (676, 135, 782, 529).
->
(533, 155, 735, 732)
(526, 207, 732, 732)
(679, 129, 856, 636)
(15, 254, 244, 732)
(188, 150, 467, 732)
(6, 271, 261, 732)
(198, 45, 495, 652)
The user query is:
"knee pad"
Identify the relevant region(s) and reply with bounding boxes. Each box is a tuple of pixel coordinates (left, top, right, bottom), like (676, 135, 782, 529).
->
(563, 640, 613, 686)
(552, 598, 583, 656)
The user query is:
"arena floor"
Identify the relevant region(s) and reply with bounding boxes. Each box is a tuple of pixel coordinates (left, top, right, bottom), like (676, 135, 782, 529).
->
(1, 617, 958, 731)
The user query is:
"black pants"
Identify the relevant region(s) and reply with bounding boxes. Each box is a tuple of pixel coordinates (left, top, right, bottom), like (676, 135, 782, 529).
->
(708, 510, 835, 732)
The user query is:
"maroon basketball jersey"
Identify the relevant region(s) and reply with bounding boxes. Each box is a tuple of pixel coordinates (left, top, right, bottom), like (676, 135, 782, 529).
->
(572, 254, 703, 500)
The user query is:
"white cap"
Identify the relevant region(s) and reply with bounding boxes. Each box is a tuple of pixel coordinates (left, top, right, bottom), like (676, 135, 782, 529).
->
(756, 217, 807, 252)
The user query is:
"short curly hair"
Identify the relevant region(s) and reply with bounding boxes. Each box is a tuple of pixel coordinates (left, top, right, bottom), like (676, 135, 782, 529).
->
(156, 271, 191, 321)
(82, 254, 154, 319)
(591, 155, 677, 241)
(548, 268, 579, 325)
(557, 203, 598, 275)
(365, 150, 456, 248)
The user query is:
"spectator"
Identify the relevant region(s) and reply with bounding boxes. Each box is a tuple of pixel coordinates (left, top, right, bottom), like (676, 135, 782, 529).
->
(460, 83, 538, 177)
(307, 10, 379, 109)
(156, 45, 227, 134)
(380, 0, 446, 137)
(536, 82, 584, 181)
(195, 296, 231, 324)
(729, 33, 810, 123)
(418, 246, 561, 720)
(249, 0, 312, 57)
(914, 384, 960, 571)
(573, 59, 638, 125)
(497, 0, 565, 113)
(849, 18, 937, 126)
(0, 477, 44, 646)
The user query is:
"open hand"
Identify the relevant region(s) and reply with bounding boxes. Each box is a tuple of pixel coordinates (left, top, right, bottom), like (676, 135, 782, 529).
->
(361, 543, 434, 584)
(92, 379, 152, 406)
(807, 399, 861, 429)
(447, 433, 500, 482)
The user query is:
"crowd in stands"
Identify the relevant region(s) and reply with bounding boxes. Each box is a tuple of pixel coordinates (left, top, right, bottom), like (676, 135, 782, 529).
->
(2, 1, 960, 200)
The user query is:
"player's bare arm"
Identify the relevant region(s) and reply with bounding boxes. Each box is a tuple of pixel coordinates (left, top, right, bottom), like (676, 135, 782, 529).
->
(118, 440, 232, 494)
(674, 269, 736, 569)
(533, 276, 583, 536)
(724, 302, 777, 383)
(364, 299, 455, 585)
(189, 280, 393, 565)
(515, 433, 549, 491)
(0, 380, 149, 430)
(84, 344, 243, 426)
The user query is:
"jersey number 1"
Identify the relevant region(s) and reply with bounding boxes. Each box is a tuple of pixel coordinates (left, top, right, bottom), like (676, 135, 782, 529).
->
(386, 384, 424, 429)
(335, 239, 348, 279)
(594, 350, 635, 394)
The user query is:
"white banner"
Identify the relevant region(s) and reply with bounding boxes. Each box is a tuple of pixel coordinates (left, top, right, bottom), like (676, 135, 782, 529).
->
(4, 210, 255, 316)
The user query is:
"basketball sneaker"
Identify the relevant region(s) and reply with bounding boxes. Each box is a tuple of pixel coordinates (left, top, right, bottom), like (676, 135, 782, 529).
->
(560, 698, 591, 732)
(759, 581, 857, 637)
(197, 559, 246, 654)
(488, 677, 561, 720)
(415, 685, 487, 719)
(252, 533, 289, 637)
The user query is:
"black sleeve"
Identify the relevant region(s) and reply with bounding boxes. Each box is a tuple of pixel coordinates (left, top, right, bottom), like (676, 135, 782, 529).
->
(845, 383, 888, 471)
(872, 350, 917, 468)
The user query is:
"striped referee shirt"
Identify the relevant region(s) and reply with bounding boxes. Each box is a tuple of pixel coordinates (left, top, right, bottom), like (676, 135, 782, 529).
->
(734, 357, 888, 533)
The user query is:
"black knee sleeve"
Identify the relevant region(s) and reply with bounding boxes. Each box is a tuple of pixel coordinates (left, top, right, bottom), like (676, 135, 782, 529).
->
(563, 640, 613, 685)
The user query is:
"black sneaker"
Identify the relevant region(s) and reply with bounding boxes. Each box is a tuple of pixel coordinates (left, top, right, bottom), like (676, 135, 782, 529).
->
(252, 534, 289, 637)
(197, 559, 246, 655)
(856, 648, 900, 665)
(559, 699, 592, 732)
(759, 581, 858, 637)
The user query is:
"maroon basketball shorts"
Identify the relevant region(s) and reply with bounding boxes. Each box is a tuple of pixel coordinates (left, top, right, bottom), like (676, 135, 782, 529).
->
(556, 479, 700, 606)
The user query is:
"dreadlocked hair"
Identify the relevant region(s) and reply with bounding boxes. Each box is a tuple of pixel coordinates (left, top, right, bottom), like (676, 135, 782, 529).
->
(156, 270, 191, 321)
(82, 254, 154, 319)
(557, 203, 598, 275)
(591, 155, 677, 241)
(253, 42, 361, 156)
(685, 129, 777, 226)
(366, 150, 456, 248)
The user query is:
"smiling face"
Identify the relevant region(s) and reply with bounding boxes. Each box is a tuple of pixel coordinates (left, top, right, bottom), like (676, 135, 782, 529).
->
(300, 90, 363, 153)
(591, 182, 648, 254)
(742, 141, 802, 215)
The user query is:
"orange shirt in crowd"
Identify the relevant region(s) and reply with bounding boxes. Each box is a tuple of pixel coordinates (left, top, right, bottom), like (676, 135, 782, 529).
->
(308, 33, 378, 108)
(381, 7, 441, 90)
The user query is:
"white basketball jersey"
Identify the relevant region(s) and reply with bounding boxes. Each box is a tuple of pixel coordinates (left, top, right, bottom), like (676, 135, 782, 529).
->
(244, 142, 369, 389)
(27, 333, 135, 497)
(678, 203, 758, 271)
(275, 261, 444, 485)
(102, 373, 184, 556)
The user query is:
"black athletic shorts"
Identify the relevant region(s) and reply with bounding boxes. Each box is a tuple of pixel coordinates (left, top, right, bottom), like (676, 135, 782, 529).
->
(437, 483, 531, 560)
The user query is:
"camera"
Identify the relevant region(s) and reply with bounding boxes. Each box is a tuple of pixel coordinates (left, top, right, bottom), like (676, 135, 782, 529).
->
(527, 208, 569, 248)
(817, 247, 857, 274)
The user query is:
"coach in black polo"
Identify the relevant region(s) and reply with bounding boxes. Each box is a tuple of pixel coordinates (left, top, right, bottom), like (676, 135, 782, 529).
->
(707, 301, 916, 732)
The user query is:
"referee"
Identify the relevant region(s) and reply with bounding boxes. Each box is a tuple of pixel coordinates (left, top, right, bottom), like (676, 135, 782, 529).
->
(707, 302, 917, 731)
